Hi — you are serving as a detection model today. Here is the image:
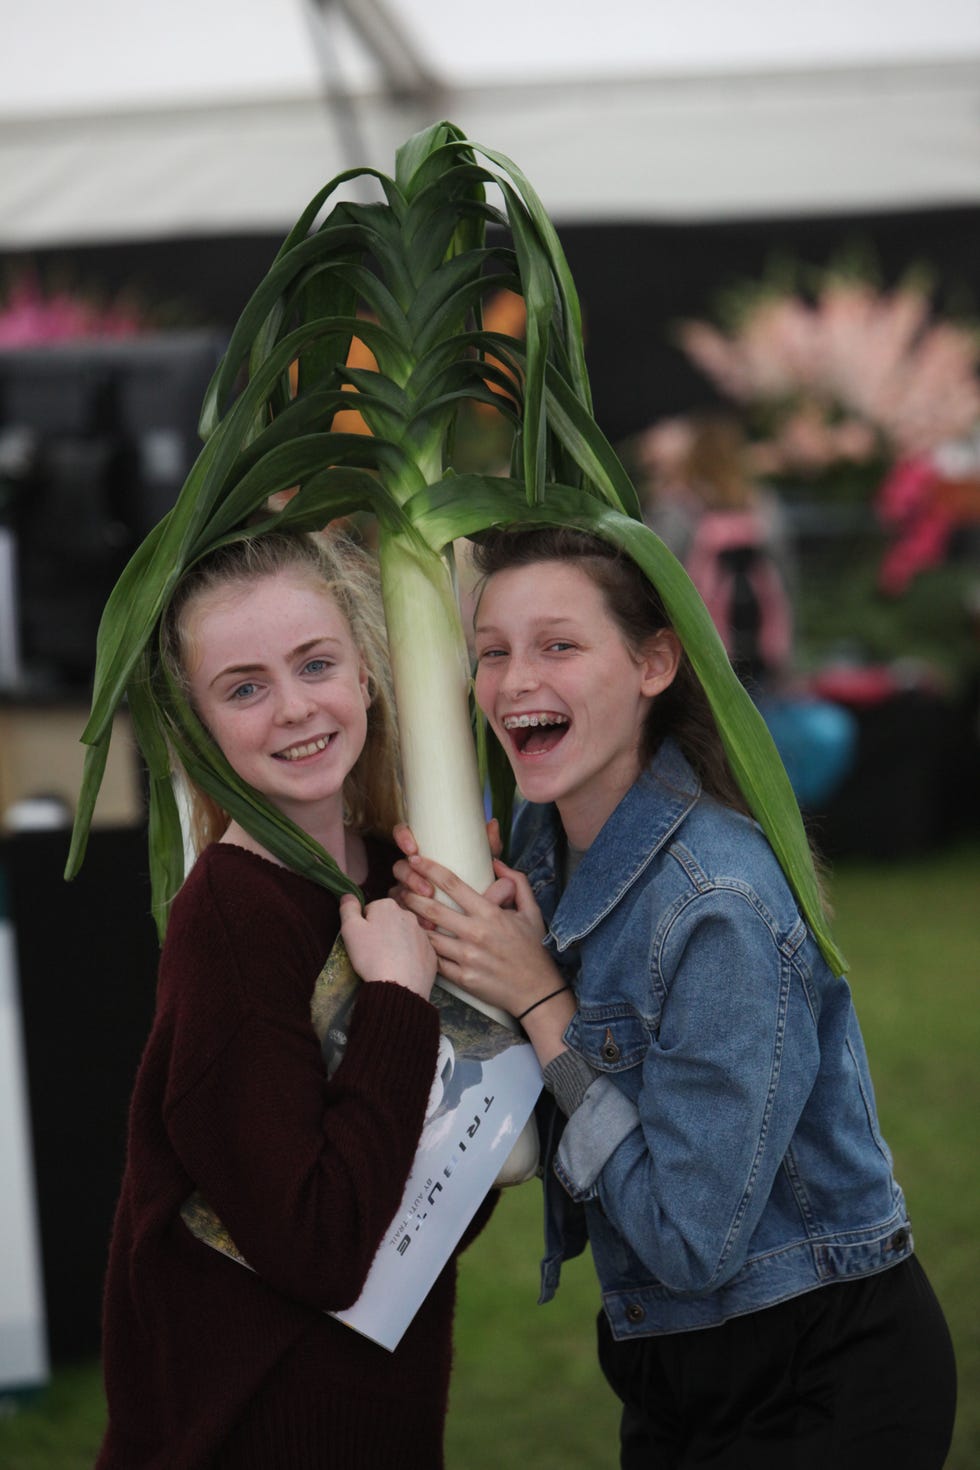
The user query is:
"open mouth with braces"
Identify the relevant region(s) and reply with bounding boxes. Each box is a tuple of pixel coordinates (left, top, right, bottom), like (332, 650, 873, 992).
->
(501, 711, 569, 755)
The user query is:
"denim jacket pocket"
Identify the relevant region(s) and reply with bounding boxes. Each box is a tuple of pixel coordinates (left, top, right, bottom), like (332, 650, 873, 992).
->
(570, 1008, 649, 1073)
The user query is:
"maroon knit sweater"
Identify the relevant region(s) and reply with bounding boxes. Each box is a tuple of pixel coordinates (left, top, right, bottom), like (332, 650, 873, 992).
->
(97, 838, 485, 1470)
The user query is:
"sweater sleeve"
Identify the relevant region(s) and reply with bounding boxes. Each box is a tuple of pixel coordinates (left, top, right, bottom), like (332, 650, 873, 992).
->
(160, 854, 441, 1313)
(542, 1048, 599, 1116)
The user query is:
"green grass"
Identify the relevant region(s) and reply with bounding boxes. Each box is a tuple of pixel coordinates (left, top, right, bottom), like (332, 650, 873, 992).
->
(821, 843, 980, 1470)
(0, 1366, 107, 1470)
(449, 1185, 620, 1468)
(2, 844, 976, 1469)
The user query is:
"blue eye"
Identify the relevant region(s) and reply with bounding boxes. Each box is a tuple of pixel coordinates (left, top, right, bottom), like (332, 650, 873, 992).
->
(303, 657, 331, 675)
(231, 681, 257, 700)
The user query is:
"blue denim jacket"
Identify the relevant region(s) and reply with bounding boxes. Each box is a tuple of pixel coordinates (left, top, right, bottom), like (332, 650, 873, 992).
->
(516, 739, 912, 1339)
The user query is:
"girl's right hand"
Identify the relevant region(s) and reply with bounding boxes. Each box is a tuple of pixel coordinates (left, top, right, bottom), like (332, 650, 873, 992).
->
(390, 828, 577, 1066)
(339, 894, 437, 1001)
(389, 847, 558, 1014)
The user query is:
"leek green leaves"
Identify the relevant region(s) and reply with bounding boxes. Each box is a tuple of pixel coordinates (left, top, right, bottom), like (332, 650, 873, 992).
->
(65, 120, 843, 974)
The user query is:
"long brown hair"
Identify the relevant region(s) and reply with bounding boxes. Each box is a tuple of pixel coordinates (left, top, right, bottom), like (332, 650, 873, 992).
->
(469, 525, 749, 814)
(161, 529, 403, 854)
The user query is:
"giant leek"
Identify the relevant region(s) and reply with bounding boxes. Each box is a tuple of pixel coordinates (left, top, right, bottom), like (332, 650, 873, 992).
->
(65, 121, 845, 997)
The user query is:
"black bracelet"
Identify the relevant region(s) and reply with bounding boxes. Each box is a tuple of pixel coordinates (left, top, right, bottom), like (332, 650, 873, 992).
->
(516, 985, 571, 1022)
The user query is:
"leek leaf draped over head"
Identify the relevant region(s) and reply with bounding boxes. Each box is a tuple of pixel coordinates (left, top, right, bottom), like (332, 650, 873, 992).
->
(65, 120, 844, 975)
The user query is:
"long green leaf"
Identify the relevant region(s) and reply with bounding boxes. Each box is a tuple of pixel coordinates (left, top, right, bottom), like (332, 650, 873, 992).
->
(470, 137, 591, 409)
(498, 184, 553, 502)
(273, 166, 401, 261)
(293, 261, 359, 397)
(200, 226, 378, 432)
(126, 663, 187, 938)
(63, 736, 111, 879)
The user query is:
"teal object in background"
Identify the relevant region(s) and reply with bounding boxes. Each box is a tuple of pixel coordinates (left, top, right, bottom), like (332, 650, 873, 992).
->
(756, 696, 859, 811)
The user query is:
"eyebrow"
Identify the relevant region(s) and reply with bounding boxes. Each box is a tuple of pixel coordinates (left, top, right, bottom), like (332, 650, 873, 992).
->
(208, 636, 343, 688)
(474, 615, 580, 637)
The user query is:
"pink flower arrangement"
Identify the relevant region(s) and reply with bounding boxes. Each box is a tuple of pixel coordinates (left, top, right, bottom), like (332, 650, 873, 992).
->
(873, 456, 956, 596)
(672, 266, 980, 593)
(0, 271, 148, 347)
(677, 274, 980, 472)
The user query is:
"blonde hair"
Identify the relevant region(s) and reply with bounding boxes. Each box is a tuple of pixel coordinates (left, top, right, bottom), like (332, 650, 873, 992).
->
(161, 529, 402, 855)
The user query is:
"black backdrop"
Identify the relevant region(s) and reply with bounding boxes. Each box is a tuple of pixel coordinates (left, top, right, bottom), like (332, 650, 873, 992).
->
(8, 202, 980, 443)
(3, 827, 158, 1362)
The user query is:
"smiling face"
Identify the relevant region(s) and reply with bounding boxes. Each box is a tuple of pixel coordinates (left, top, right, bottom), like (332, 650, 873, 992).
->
(184, 570, 370, 838)
(474, 560, 680, 848)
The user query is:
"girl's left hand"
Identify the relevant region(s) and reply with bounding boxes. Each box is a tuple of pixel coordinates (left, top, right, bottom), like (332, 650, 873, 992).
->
(339, 894, 437, 1000)
(392, 844, 564, 1019)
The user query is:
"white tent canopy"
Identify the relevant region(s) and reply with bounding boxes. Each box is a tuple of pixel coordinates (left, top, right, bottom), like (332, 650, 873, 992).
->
(4, 0, 980, 248)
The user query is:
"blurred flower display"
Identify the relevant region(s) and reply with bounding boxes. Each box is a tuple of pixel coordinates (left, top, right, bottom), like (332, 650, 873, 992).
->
(625, 259, 980, 692)
(677, 268, 980, 473)
(0, 269, 155, 346)
(666, 262, 980, 598)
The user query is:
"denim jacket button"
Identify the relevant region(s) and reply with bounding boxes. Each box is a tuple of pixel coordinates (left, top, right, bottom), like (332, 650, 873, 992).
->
(888, 1228, 910, 1252)
(601, 1028, 620, 1063)
(626, 1303, 645, 1324)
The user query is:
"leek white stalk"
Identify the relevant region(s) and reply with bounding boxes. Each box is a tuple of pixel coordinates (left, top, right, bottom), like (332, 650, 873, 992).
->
(379, 531, 541, 1185)
(378, 534, 492, 897)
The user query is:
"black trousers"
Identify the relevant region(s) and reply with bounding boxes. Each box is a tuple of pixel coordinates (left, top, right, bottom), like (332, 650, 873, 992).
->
(597, 1257, 956, 1469)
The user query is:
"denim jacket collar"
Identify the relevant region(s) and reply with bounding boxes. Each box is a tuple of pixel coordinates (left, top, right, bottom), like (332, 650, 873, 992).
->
(521, 739, 701, 953)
